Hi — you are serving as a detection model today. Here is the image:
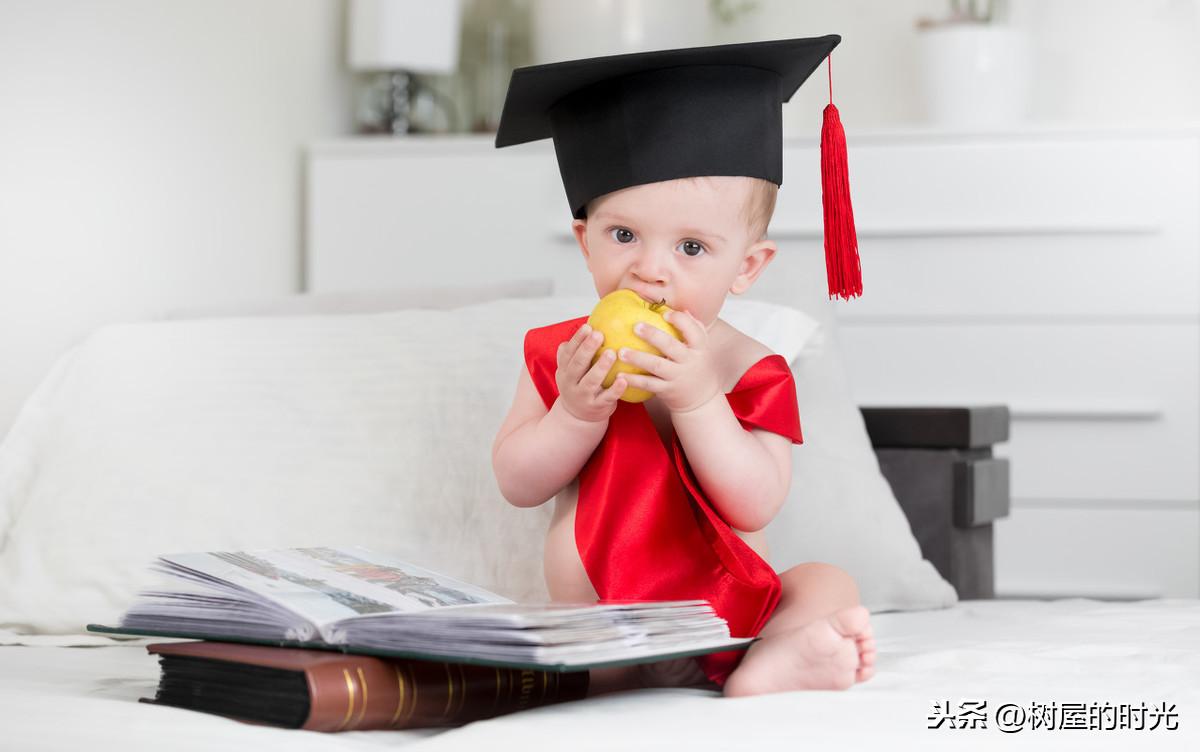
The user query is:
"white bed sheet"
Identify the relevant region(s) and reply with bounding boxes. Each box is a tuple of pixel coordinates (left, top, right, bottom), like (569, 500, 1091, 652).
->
(3, 599, 1197, 751)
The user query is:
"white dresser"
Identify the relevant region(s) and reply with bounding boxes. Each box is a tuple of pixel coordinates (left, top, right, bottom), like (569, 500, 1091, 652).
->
(306, 128, 1200, 599)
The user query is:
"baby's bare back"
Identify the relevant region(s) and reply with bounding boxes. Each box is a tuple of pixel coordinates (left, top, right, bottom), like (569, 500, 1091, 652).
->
(543, 481, 598, 601)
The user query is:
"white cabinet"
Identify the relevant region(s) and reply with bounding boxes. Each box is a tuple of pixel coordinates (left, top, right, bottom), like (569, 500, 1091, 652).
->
(821, 132, 1200, 599)
(305, 129, 1200, 599)
(305, 137, 581, 296)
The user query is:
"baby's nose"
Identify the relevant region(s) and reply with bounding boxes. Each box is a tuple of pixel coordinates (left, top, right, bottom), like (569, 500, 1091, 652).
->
(631, 246, 670, 283)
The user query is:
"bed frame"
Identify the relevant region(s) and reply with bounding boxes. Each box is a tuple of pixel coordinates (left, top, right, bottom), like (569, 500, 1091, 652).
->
(862, 405, 1010, 600)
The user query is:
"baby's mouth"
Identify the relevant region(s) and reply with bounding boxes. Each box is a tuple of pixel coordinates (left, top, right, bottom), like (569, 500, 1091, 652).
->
(628, 288, 668, 307)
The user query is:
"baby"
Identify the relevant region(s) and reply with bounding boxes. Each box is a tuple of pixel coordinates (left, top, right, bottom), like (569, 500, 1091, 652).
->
(491, 38, 875, 696)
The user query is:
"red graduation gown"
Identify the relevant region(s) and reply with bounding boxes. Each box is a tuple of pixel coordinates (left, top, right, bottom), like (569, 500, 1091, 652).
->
(524, 317, 803, 684)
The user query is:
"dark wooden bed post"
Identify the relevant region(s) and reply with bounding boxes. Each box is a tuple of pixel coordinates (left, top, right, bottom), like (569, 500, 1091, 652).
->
(861, 406, 1011, 600)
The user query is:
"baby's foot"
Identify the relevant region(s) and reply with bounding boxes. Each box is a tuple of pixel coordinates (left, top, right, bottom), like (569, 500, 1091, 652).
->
(724, 606, 875, 697)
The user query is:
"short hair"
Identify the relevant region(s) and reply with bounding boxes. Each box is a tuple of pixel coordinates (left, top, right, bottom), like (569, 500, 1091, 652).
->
(743, 178, 778, 241)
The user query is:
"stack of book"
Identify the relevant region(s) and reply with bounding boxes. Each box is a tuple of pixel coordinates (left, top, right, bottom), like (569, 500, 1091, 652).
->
(91, 546, 749, 731)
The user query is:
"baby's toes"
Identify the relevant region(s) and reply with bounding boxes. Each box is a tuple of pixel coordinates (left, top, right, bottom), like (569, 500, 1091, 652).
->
(858, 634, 876, 658)
(856, 663, 876, 683)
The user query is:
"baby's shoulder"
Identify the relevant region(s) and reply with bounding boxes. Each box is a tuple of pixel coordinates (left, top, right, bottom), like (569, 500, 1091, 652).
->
(710, 318, 775, 391)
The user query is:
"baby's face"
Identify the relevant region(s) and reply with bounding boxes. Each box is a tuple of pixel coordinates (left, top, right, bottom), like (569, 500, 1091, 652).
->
(573, 176, 764, 326)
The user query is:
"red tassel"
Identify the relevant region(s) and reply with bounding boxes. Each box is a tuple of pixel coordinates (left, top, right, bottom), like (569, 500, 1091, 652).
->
(820, 102, 862, 300)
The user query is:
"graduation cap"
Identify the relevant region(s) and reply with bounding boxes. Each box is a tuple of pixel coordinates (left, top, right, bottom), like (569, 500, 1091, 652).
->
(495, 36, 862, 300)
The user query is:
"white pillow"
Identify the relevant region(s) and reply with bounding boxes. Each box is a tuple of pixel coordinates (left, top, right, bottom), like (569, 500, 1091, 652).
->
(162, 277, 555, 319)
(766, 319, 957, 612)
(0, 295, 951, 639)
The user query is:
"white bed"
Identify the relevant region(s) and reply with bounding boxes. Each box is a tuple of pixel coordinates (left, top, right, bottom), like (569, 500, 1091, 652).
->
(1, 280, 1197, 750)
(5, 600, 1197, 750)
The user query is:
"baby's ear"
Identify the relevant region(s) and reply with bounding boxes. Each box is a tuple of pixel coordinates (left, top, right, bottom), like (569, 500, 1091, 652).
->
(729, 239, 777, 295)
(572, 219, 590, 260)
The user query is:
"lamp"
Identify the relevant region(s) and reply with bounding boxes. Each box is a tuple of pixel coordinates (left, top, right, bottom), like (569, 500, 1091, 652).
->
(348, 0, 463, 134)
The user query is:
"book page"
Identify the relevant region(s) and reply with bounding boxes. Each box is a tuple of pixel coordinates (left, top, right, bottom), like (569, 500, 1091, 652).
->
(109, 546, 749, 668)
(127, 546, 508, 641)
(327, 599, 744, 664)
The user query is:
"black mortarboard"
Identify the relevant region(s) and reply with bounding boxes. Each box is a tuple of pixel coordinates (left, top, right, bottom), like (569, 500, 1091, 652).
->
(495, 36, 839, 218)
(495, 35, 863, 300)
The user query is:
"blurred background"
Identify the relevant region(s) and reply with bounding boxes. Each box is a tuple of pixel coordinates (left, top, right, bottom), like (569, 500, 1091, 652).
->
(2, 0, 1198, 602)
(1, 0, 1198, 444)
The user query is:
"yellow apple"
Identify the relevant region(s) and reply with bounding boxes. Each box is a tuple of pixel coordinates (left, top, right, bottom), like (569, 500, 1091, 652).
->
(587, 289, 683, 403)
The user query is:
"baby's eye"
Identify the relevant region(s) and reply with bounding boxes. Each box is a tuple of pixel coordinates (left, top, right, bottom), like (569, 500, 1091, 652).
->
(677, 240, 706, 257)
(610, 227, 636, 244)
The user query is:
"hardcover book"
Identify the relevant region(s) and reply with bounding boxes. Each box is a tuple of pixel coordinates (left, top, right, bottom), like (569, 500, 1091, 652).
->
(89, 546, 751, 670)
(144, 641, 589, 731)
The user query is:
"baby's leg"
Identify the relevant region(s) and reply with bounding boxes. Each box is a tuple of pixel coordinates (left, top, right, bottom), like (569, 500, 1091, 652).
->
(723, 562, 876, 697)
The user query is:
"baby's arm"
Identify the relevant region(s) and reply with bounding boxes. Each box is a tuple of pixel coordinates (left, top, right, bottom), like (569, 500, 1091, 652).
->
(492, 324, 625, 508)
(621, 312, 792, 531)
(672, 403, 793, 532)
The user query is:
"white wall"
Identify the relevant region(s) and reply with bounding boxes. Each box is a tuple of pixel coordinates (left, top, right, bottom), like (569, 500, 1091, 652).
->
(3, 0, 1200, 441)
(715, 0, 1200, 133)
(0, 0, 356, 440)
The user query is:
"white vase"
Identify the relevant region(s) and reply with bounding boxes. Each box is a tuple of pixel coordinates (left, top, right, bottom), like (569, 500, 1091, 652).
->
(531, 0, 711, 64)
(917, 24, 1032, 129)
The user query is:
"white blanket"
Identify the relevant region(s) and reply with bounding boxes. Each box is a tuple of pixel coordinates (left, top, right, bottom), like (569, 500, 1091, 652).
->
(5, 599, 1197, 751)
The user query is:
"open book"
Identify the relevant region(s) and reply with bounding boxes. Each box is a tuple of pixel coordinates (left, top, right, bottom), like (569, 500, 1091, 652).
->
(89, 546, 751, 671)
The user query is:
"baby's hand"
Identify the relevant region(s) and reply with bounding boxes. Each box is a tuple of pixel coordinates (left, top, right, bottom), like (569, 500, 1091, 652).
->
(555, 324, 626, 423)
(619, 310, 720, 414)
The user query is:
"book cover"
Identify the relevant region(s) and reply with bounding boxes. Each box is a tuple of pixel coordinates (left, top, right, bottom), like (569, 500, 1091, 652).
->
(145, 641, 589, 731)
(89, 546, 752, 671)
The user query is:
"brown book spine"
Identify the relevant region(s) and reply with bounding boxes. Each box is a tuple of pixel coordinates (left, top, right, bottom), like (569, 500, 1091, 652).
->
(304, 658, 587, 731)
(146, 642, 589, 731)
